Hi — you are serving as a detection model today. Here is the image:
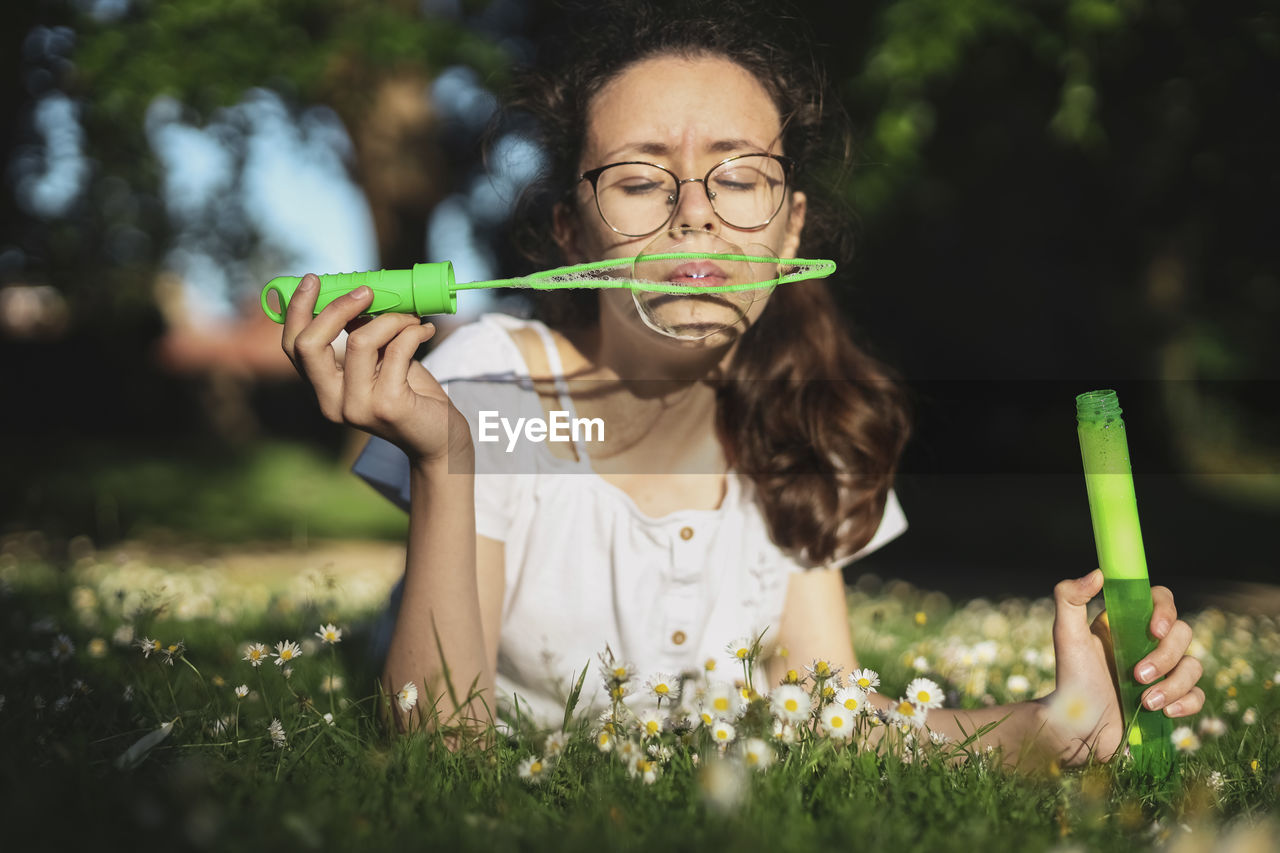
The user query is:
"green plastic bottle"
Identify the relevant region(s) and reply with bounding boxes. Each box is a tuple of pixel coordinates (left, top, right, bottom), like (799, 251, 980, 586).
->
(1075, 389, 1174, 775)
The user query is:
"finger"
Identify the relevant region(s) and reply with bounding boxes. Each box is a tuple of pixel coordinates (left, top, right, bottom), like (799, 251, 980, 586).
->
(294, 285, 375, 361)
(378, 322, 437, 388)
(1162, 685, 1205, 718)
(1053, 569, 1104, 646)
(342, 313, 424, 413)
(1149, 585, 1177, 639)
(1134, 618, 1193, 684)
(1140, 653, 1204, 711)
(282, 273, 320, 360)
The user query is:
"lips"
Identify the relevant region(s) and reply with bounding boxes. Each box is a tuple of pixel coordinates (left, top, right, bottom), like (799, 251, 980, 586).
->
(665, 261, 728, 288)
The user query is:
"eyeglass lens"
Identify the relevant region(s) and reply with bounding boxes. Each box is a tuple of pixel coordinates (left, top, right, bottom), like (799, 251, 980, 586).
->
(593, 155, 786, 236)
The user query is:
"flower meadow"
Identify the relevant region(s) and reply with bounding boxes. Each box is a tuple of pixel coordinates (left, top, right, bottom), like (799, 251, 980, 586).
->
(1, 533, 1277, 853)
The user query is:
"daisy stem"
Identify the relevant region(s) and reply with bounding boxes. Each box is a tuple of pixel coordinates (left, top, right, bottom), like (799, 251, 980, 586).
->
(162, 667, 181, 718)
(257, 666, 274, 720)
(328, 645, 337, 718)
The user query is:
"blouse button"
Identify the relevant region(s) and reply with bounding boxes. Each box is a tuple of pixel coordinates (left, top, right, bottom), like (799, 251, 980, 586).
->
(679, 526, 694, 541)
(671, 630, 687, 645)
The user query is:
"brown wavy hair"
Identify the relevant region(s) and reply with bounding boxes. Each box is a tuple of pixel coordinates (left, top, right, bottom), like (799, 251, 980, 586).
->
(498, 0, 910, 565)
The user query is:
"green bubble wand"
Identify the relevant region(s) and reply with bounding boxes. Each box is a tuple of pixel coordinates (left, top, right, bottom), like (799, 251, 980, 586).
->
(1076, 389, 1175, 777)
(260, 253, 836, 323)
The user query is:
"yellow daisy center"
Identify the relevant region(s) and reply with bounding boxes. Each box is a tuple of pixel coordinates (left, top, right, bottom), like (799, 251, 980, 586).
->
(735, 648, 749, 659)
(746, 752, 759, 766)
(714, 697, 729, 712)
(646, 721, 659, 735)
(844, 698, 859, 710)
(897, 701, 915, 716)
(831, 715, 845, 729)
(530, 761, 543, 774)
(857, 678, 871, 689)
(784, 699, 798, 712)
(613, 667, 627, 679)
(916, 691, 931, 703)
(655, 684, 669, 695)
(716, 729, 729, 740)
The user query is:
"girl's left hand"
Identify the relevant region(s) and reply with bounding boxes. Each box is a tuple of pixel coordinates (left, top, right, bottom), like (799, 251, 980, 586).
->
(1043, 569, 1205, 765)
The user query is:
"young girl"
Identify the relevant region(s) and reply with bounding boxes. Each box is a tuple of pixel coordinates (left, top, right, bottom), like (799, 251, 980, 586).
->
(280, 2, 1203, 764)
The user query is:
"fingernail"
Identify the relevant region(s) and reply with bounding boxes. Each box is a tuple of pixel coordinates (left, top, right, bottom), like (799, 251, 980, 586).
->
(351, 286, 370, 299)
(1153, 619, 1170, 638)
(1137, 663, 1156, 683)
(1145, 689, 1165, 710)
(298, 274, 316, 292)
(1164, 702, 1182, 716)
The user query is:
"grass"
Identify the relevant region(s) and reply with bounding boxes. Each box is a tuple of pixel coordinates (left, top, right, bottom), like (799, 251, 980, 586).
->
(1, 536, 1276, 853)
(5, 438, 408, 545)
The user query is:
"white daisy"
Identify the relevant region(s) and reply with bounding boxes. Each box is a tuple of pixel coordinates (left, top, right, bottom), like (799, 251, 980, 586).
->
(848, 668, 880, 692)
(51, 634, 75, 662)
(629, 757, 660, 784)
(242, 642, 269, 667)
(646, 672, 679, 704)
(710, 719, 736, 746)
(888, 697, 927, 729)
(1006, 674, 1031, 695)
(396, 681, 419, 713)
(137, 637, 160, 659)
(1171, 725, 1200, 753)
(234, 684, 249, 699)
(770, 684, 810, 724)
(820, 704, 854, 740)
(272, 640, 302, 666)
(544, 730, 568, 759)
(518, 755, 549, 784)
(323, 712, 335, 727)
(833, 686, 868, 716)
(159, 641, 185, 666)
(637, 707, 667, 739)
(595, 726, 615, 753)
(1198, 716, 1227, 737)
(1242, 708, 1258, 725)
(741, 737, 775, 770)
(725, 637, 754, 662)
(314, 623, 342, 645)
(268, 718, 287, 748)
(805, 659, 840, 681)
(320, 675, 344, 694)
(906, 677, 943, 710)
(705, 681, 742, 719)
(616, 738, 643, 767)
(772, 718, 798, 745)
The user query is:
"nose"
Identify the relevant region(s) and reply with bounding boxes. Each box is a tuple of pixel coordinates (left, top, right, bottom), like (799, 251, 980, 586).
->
(672, 177, 718, 232)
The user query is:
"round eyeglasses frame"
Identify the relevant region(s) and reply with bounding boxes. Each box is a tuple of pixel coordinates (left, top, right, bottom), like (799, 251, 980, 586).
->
(576, 152, 796, 238)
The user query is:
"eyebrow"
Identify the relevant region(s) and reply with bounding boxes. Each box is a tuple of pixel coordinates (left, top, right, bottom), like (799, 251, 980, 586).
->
(603, 138, 763, 161)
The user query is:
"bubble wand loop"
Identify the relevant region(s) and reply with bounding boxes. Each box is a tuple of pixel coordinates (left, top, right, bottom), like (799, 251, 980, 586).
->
(259, 253, 836, 323)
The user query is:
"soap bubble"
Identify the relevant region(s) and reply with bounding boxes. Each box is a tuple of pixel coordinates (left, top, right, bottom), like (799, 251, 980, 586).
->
(630, 228, 777, 342)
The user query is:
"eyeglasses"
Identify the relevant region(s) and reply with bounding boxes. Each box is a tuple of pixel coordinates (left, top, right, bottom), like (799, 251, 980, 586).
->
(577, 153, 795, 238)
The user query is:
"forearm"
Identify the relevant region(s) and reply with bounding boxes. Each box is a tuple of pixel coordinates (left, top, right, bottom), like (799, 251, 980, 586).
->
(382, 452, 494, 730)
(865, 693, 1055, 769)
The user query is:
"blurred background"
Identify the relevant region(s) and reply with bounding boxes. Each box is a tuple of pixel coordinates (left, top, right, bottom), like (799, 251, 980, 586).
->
(1, 0, 1276, 605)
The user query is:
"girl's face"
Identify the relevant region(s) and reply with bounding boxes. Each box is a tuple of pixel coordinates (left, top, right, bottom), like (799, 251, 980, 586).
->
(554, 53, 807, 347)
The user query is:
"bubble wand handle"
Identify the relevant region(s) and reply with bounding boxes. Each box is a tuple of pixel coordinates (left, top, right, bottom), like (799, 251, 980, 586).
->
(1075, 389, 1174, 776)
(260, 263, 457, 323)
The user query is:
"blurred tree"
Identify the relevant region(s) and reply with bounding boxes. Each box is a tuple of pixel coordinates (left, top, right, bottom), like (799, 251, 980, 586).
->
(6, 0, 508, 327)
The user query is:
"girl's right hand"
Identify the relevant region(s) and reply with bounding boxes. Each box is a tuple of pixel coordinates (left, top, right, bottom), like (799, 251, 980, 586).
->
(281, 273, 470, 464)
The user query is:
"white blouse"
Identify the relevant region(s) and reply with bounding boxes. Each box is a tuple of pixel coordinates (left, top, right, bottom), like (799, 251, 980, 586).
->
(353, 312, 907, 727)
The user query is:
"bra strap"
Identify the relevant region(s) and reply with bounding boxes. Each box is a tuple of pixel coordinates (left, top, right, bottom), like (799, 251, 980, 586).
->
(530, 321, 591, 464)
